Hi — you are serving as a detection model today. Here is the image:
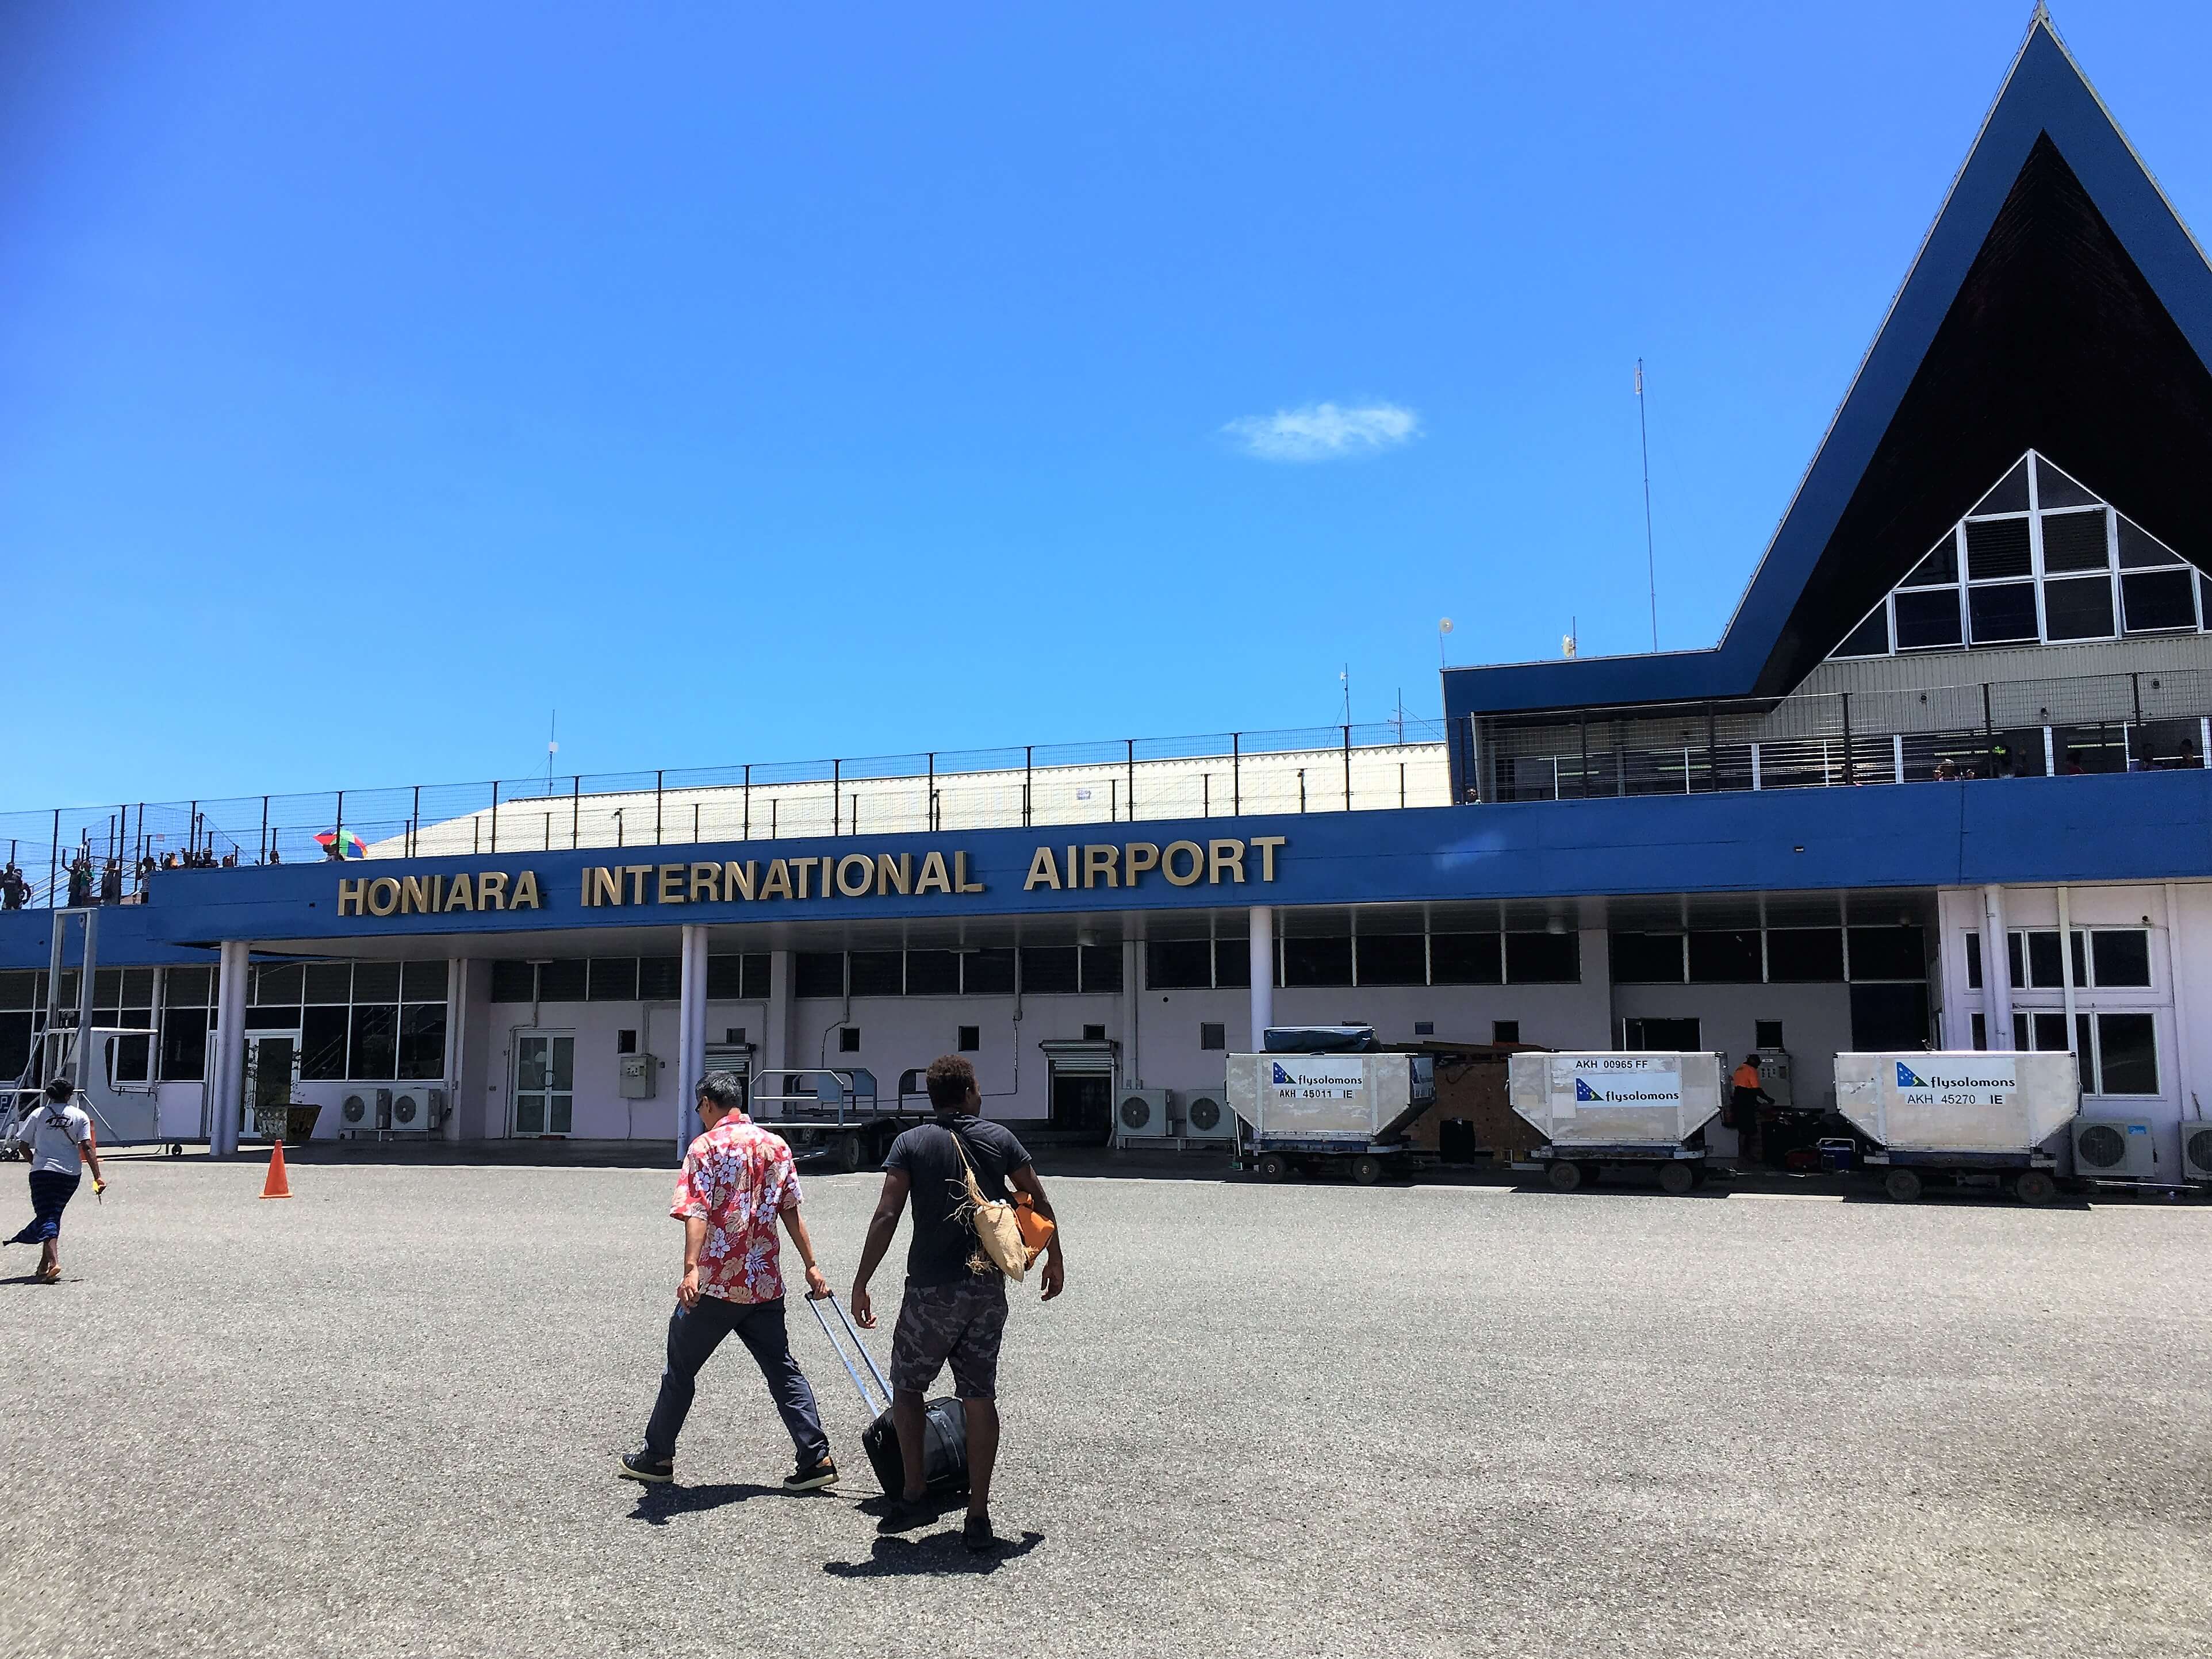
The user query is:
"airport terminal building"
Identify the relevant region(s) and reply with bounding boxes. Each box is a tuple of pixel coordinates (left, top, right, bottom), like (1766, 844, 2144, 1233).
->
(6, 21, 2212, 1169)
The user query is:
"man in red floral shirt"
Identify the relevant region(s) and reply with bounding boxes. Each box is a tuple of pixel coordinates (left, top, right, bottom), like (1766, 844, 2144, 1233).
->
(619, 1071, 838, 1489)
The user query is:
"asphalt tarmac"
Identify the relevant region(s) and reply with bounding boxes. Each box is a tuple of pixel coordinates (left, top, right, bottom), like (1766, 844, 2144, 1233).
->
(2, 1154, 2207, 1659)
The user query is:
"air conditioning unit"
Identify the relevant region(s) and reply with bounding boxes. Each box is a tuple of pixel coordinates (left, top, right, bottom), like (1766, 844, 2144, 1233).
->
(2071, 1115, 2159, 1180)
(1175, 1087, 1237, 1142)
(389, 1087, 431, 1134)
(1117, 1086, 1171, 1140)
(339, 1090, 393, 1136)
(2180, 1120, 2212, 1184)
(1755, 1048, 1794, 1108)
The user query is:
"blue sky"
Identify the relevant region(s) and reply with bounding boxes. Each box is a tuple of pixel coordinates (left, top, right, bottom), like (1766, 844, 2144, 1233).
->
(5, 2, 2209, 809)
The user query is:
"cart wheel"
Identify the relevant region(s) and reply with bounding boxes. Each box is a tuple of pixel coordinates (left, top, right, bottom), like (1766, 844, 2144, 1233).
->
(1351, 1155, 1383, 1186)
(1256, 1151, 1292, 1183)
(170, 1143, 185, 1158)
(833, 1133, 862, 1174)
(1658, 1161, 1695, 1196)
(1547, 1159, 1584, 1193)
(1883, 1168, 1923, 1204)
(1689, 1162, 1710, 1189)
(2013, 1169, 2057, 1207)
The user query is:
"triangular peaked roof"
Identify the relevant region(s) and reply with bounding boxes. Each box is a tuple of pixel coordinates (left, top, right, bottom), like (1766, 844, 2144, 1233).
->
(1445, 12, 2212, 717)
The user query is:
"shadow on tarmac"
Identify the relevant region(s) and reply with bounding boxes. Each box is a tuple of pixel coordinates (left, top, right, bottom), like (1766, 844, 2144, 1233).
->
(625, 1481, 781, 1524)
(822, 1529, 1044, 1577)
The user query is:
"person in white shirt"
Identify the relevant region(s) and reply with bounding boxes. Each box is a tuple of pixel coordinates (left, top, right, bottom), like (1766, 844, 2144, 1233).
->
(7, 1077, 104, 1285)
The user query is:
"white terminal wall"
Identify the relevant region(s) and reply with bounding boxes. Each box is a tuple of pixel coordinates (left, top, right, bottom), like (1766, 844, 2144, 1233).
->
(1935, 879, 2212, 1168)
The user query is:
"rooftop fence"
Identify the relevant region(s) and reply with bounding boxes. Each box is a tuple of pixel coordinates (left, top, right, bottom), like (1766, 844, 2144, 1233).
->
(1, 719, 1450, 909)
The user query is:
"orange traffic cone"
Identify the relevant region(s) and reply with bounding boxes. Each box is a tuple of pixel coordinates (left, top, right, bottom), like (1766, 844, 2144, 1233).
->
(260, 1138, 293, 1200)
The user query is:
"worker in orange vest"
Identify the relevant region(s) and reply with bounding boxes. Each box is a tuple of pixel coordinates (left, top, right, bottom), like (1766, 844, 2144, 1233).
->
(1730, 1054, 1773, 1167)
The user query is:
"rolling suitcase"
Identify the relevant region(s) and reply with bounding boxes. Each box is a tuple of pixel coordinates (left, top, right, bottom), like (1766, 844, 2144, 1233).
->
(808, 1294, 969, 1500)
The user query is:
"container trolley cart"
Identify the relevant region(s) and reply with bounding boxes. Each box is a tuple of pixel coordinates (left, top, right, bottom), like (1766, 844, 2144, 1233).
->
(1226, 1028, 1437, 1185)
(746, 1067, 932, 1174)
(1833, 1052, 2075, 1205)
(1506, 1051, 1724, 1193)
(3, 909, 181, 1162)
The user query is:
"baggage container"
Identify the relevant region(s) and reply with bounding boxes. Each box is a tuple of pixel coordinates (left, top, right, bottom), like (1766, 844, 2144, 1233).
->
(1505, 1051, 1724, 1194)
(1831, 1051, 2076, 1204)
(1226, 1036, 1437, 1185)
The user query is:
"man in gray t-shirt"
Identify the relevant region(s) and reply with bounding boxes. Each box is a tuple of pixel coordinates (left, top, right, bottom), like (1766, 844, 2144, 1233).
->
(852, 1055, 1064, 1552)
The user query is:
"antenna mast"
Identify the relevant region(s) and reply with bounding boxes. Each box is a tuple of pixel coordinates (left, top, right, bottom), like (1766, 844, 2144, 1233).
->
(1636, 359, 1658, 652)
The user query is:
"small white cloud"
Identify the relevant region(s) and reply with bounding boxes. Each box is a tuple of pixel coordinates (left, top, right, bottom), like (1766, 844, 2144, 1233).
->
(1222, 400, 1419, 462)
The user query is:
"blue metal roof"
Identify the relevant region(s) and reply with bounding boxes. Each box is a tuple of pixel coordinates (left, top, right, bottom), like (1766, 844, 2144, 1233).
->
(1444, 16, 2212, 719)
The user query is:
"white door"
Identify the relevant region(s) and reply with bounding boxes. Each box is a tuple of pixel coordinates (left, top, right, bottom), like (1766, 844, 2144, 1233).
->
(513, 1032, 574, 1135)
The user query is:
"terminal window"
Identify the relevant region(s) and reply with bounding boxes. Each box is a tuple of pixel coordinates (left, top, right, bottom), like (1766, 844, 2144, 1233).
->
(1199, 1023, 1226, 1051)
(1492, 1020, 1519, 1044)
(958, 1025, 980, 1052)
(838, 1027, 861, 1053)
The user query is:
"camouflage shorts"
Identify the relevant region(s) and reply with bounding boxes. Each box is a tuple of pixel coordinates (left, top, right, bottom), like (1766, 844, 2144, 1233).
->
(888, 1274, 1009, 1400)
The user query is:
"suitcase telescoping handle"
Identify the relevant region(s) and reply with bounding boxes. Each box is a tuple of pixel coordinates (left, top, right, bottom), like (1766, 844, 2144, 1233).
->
(807, 1293, 893, 1418)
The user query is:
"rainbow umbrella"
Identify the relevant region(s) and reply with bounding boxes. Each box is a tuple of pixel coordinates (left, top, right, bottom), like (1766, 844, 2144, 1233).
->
(315, 830, 369, 860)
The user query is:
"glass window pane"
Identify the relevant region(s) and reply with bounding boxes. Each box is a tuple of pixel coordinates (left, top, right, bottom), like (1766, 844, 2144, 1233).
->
(963, 949, 1015, 995)
(1965, 517, 2032, 580)
(122, 968, 155, 1006)
(1901, 537, 1958, 587)
(794, 953, 844, 999)
(2071, 931, 2088, 988)
(2031, 456, 2098, 509)
(1833, 608, 1890, 658)
(1972, 458, 2031, 514)
(1355, 934, 1427, 986)
(0, 971, 37, 1010)
(299, 1005, 348, 1080)
(2011, 1011, 2029, 1051)
(1968, 582, 2038, 644)
(706, 954, 743, 998)
(302, 963, 352, 1005)
(161, 1009, 212, 1080)
(742, 955, 773, 1000)
(905, 951, 960, 995)
(2025, 930, 2063, 989)
(1281, 936, 1352, 988)
(1894, 589, 1964, 650)
(1847, 927, 1924, 981)
(1505, 932, 1580, 984)
(398, 1004, 447, 1078)
(1079, 945, 1123, 993)
(516, 1040, 547, 1091)
(1145, 941, 1213, 990)
(164, 966, 213, 1007)
(2117, 514, 2181, 569)
(352, 962, 401, 1002)
(1766, 928, 1845, 983)
(0, 1012, 31, 1080)
(1019, 948, 1079, 994)
(586, 958, 638, 1001)
(2041, 575, 2114, 640)
(2122, 569, 2197, 633)
(1687, 931, 1761, 983)
(2076, 1014, 2095, 1095)
(637, 957, 681, 1001)
(253, 963, 305, 1007)
(489, 961, 536, 1003)
(848, 951, 903, 997)
(1965, 930, 1982, 989)
(1429, 934, 1501, 985)
(348, 1005, 397, 1080)
(1611, 933, 1685, 982)
(1212, 938, 1251, 989)
(401, 961, 449, 1001)
(2007, 932, 2025, 989)
(2038, 509, 2109, 572)
(515, 1094, 545, 1135)
(533, 960, 584, 1001)
(550, 1037, 574, 1092)
(2097, 1013, 2157, 1095)
(2091, 931, 2151, 989)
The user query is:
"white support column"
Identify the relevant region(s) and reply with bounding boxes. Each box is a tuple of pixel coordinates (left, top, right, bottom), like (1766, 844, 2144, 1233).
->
(1248, 905, 1275, 1046)
(1981, 885, 2013, 1050)
(766, 950, 793, 1076)
(1892, 734, 1904, 785)
(2056, 885, 2079, 1069)
(677, 925, 709, 1161)
(1121, 939, 1143, 1086)
(210, 939, 250, 1157)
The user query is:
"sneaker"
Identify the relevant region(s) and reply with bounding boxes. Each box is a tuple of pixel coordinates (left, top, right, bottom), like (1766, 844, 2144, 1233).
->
(783, 1456, 839, 1493)
(617, 1449, 673, 1484)
(876, 1496, 932, 1533)
(962, 1511, 1000, 1553)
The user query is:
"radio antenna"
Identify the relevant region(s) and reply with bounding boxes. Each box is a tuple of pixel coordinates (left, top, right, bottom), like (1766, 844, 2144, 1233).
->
(1636, 359, 1658, 652)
